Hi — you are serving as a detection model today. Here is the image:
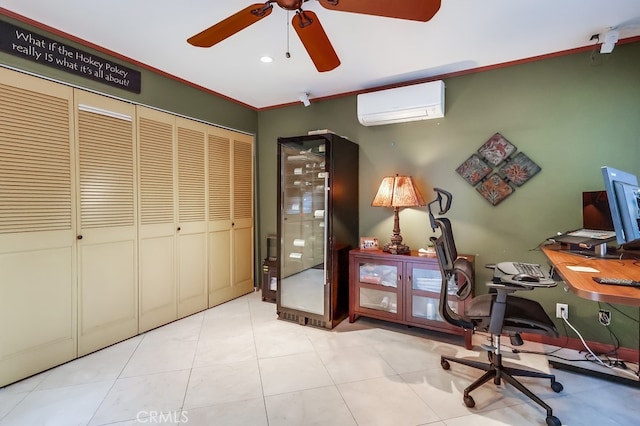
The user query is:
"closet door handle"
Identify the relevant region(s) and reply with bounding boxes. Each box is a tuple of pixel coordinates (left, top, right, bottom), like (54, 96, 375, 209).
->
(77, 235, 83, 240)
(177, 227, 181, 231)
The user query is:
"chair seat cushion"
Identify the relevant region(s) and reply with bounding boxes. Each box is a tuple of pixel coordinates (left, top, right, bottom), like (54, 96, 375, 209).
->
(466, 294, 558, 337)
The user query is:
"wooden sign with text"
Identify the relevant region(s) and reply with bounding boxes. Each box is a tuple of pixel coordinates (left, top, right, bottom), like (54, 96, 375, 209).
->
(0, 20, 141, 93)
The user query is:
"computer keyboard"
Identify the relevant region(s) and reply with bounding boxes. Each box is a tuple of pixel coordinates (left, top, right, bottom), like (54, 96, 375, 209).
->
(592, 277, 640, 288)
(511, 262, 546, 278)
(496, 262, 544, 277)
(494, 261, 555, 286)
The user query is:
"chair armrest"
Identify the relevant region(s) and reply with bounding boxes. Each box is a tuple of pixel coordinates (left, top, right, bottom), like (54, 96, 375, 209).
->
(486, 281, 533, 335)
(486, 281, 534, 293)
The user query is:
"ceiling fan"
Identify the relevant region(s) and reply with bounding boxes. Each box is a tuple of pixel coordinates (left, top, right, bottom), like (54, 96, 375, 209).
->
(187, 0, 441, 72)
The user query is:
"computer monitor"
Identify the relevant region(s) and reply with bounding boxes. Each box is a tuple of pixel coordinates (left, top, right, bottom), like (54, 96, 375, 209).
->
(601, 166, 640, 249)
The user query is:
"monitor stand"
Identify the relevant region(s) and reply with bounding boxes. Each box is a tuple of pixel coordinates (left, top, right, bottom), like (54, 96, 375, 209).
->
(562, 242, 620, 259)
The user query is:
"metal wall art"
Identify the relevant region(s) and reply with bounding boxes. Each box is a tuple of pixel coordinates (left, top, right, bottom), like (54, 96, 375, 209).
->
(456, 132, 541, 205)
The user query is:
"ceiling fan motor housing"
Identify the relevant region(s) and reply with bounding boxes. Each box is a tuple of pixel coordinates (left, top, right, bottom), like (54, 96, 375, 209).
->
(276, 0, 304, 11)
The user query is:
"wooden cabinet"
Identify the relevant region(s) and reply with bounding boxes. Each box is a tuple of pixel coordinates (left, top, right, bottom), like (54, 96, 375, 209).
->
(277, 134, 358, 329)
(349, 249, 474, 348)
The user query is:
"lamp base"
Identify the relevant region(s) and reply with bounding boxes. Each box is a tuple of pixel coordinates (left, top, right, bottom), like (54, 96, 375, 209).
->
(382, 242, 411, 255)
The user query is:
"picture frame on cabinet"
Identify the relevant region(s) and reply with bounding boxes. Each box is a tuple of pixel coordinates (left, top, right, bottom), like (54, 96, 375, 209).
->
(360, 237, 379, 250)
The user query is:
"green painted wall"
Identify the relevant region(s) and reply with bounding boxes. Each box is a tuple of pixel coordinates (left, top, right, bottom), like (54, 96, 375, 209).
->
(2, 10, 639, 350)
(258, 41, 640, 349)
(0, 14, 257, 134)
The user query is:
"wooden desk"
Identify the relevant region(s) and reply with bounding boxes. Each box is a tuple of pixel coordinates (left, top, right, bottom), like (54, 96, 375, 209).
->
(541, 245, 640, 306)
(542, 245, 640, 387)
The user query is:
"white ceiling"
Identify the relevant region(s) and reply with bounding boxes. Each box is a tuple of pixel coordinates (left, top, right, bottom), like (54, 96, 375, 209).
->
(2, 0, 640, 109)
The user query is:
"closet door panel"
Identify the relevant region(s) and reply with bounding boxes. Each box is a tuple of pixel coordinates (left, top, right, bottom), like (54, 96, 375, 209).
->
(77, 236, 135, 330)
(208, 129, 254, 305)
(75, 90, 137, 356)
(208, 131, 232, 306)
(231, 135, 255, 294)
(208, 228, 231, 302)
(176, 118, 208, 317)
(233, 226, 254, 289)
(139, 233, 175, 331)
(137, 107, 177, 332)
(0, 69, 76, 387)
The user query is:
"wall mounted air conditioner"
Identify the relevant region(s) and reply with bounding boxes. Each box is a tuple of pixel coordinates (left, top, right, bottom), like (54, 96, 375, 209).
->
(357, 80, 445, 126)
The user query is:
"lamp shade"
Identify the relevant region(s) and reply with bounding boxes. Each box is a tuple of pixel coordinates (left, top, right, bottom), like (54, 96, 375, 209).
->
(371, 175, 425, 207)
(371, 175, 425, 255)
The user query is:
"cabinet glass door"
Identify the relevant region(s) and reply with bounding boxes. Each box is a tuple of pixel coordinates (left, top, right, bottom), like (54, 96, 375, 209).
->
(409, 263, 458, 322)
(279, 140, 327, 315)
(356, 260, 400, 316)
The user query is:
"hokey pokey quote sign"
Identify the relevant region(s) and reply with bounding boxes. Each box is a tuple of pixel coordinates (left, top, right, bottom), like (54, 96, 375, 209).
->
(0, 20, 141, 93)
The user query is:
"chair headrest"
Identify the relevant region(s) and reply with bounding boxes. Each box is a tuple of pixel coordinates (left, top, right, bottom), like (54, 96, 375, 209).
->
(427, 188, 453, 231)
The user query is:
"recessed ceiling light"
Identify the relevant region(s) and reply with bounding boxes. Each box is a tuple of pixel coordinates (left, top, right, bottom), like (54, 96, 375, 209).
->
(260, 56, 273, 63)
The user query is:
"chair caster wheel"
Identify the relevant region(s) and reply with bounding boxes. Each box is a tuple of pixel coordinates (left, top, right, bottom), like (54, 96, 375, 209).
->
(546, 415, 561, 426)
(441, 359, 450, 370)
(463, 395, 475, 408)
(551, 381, 563, 393)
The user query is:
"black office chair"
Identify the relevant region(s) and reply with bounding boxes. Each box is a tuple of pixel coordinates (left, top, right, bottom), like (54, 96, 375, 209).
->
(427, 188, 563, 426)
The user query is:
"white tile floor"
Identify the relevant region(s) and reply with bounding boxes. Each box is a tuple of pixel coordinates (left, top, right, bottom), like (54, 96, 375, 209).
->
(1, 290, 639, 426)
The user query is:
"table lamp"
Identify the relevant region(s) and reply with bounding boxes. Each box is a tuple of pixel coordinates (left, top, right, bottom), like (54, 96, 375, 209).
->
(371, 174, 425, 254)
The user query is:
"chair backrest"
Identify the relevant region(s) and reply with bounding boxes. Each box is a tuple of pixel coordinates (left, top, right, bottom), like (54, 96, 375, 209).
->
(429, 216, 475, 330)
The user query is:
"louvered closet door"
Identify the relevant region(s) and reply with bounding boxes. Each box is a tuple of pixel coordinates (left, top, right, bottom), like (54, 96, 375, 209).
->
(232, 134, 254, 295)
(75, 90, 138, 356)
(176, 118, 208, 317)
(137, 107, 177, 332)
(0, 68, 76, 387)
(208, 128, 254, 306)
(208, 130, 232, 306)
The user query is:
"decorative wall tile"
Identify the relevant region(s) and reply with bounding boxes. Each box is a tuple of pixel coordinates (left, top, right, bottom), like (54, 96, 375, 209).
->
(477, 132, 516, 166)
(476, 174, 514, 205)
(499, 152, 541, 186)
(456, 154, 491, 186)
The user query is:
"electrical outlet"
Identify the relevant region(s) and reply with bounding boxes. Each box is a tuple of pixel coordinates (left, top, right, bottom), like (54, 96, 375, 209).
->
(599, 309, 611, 326)
(556, 303, 568, 319)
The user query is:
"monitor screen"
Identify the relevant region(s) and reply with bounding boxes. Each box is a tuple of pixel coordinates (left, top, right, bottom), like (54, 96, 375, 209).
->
(601, 166, 640, 247)
(582, 191, 614, 231)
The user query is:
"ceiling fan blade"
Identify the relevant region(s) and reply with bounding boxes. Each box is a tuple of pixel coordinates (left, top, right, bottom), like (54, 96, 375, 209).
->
(187, 3, 273, 47)
(318, 0, 441, 22)
(293, 11, 340, 72)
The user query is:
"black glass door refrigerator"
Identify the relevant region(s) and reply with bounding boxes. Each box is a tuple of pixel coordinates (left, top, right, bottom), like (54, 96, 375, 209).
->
(277, 133, 359, 329)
